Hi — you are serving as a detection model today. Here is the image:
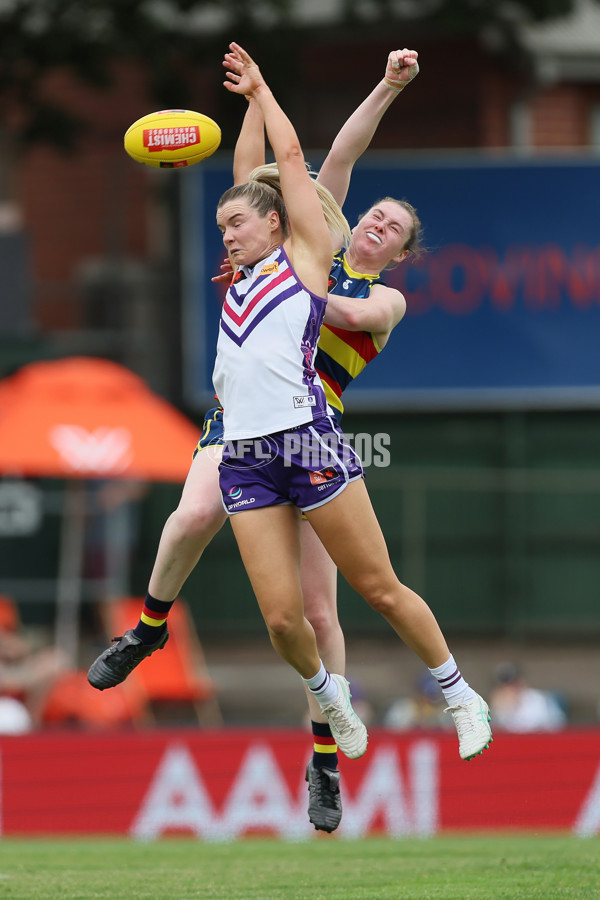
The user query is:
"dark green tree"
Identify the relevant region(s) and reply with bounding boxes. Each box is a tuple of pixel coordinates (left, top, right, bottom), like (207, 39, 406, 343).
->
(0, 0, 292, 147)
(0, 0, 595, 148)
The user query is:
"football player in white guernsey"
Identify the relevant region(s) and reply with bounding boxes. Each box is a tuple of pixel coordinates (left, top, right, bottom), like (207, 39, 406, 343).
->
(220, 51, 492, 829)
(216, 45, 491, 763)
(88, 46, 493, 832)
(88, 47, 420, 711)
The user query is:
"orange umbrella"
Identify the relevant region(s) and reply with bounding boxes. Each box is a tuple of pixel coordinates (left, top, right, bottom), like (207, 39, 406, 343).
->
(0, 357, 202, 662)
(0, 356, 200, 481)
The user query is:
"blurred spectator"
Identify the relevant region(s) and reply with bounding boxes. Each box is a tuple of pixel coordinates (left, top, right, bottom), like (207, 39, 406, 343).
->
(489, 661, 567, 732)
(84, 479, 148, 592)
(39, 669, 149, 730)
(0, 696, 32, 734)
(0, 597, 69, 728)
(383, 670, 451, 731)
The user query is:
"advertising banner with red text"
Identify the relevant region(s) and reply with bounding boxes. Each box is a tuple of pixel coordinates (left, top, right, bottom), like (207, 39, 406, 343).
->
(183, 157, 600, 411)
(1, 729, 599, 838)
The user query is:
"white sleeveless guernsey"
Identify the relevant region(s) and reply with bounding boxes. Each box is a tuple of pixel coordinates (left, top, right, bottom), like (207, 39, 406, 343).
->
(212, 246, 328, 441)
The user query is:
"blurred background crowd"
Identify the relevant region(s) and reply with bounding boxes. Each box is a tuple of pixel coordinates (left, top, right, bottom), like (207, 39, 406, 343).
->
(1, 0, 600, 735)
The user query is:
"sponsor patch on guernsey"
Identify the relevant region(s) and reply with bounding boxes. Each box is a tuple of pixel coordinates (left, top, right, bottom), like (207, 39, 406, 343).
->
(260, 261, 279, 276)
(293, 395, 317, 408)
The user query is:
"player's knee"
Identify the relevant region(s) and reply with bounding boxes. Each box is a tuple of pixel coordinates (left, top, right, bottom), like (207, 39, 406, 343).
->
(365, 591, 396, 617)
(171, 503, 223, 541)
(305, 603, 338, 642)
(265, 609, 298, 640)
(360, 576, 400, 618)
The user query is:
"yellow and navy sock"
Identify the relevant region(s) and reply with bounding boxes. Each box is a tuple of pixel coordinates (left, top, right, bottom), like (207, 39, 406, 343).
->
(132, 592, 172, 645)
(311, 720, 338, 770)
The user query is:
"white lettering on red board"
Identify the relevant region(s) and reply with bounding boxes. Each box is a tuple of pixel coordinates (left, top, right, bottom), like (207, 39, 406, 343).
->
(130, 741, 439, 840)
(574, 762, 600, 836)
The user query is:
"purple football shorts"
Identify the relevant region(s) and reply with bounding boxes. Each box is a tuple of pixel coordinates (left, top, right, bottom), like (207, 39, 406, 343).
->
(219, 415, 364, 515)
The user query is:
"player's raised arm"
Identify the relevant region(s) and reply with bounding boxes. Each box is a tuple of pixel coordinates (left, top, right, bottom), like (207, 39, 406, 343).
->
(232, 98, 266, 185)
(223, 42, 333, 292)
(317, 48, 419, 207)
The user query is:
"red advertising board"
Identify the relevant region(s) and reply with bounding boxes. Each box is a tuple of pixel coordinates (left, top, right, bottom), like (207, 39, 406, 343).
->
(1, 729, 598, 838)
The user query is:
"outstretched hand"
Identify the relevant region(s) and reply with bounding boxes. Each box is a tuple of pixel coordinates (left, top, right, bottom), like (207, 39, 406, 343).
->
(211, 255, 235, 285)
(384, 48, 419, 90)
(223, 42, 266, 98)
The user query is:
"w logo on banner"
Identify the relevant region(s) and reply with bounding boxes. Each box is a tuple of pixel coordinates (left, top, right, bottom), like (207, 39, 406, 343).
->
(49, 425, 133, 474)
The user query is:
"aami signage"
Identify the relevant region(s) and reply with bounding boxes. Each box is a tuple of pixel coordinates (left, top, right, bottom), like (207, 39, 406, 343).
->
(1, 729, 599, 837)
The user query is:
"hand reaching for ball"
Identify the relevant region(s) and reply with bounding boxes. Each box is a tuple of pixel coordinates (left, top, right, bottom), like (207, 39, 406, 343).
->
(223, 42, 267, 99)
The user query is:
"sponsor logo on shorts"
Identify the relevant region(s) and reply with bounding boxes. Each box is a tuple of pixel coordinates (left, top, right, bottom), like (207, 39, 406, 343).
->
(309, 468, 339, 486)
(293, 395, 317, 409)
(228, 497, 256, 509)
(228, 486, 242, 500)
(143, 126, 200, 151)
(260, 262, 279, 276)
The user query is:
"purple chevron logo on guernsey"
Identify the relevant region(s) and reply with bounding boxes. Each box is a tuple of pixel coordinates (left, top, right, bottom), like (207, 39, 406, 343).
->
(221, 267, 301, 347)
(224, 268, 294, 326)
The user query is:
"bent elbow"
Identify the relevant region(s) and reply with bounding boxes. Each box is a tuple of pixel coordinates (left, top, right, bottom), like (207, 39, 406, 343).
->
(282, 143, 304, 166)
(344, 310, 362, 330)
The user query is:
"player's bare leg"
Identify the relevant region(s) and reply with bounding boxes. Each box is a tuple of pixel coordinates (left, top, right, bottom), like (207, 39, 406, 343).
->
(300, 520, 345, 831)
(88, 447, 226, 690)
(306, 480, 492, 760)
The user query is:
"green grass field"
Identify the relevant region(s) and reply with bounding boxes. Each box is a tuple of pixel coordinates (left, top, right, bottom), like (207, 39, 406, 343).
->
(0, 834, 597, 900)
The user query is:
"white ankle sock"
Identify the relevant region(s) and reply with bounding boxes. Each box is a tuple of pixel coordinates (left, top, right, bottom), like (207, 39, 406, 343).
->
(429, 655, 475, 705)
(303, 662, 340, 706)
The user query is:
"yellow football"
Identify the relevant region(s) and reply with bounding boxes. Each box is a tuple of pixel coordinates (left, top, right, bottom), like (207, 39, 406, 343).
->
(124, 109, 221, 168)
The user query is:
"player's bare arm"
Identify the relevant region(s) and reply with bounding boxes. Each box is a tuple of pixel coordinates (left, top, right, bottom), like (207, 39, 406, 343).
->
(232, 97, 265, 185)
(323, 284, 406, 348)
(317, 48, 419, 207)
(223, 43, 332, 293)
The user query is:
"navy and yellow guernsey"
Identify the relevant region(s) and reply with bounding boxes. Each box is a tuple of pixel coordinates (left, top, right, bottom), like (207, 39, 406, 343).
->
(315, 250, 386, 420)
